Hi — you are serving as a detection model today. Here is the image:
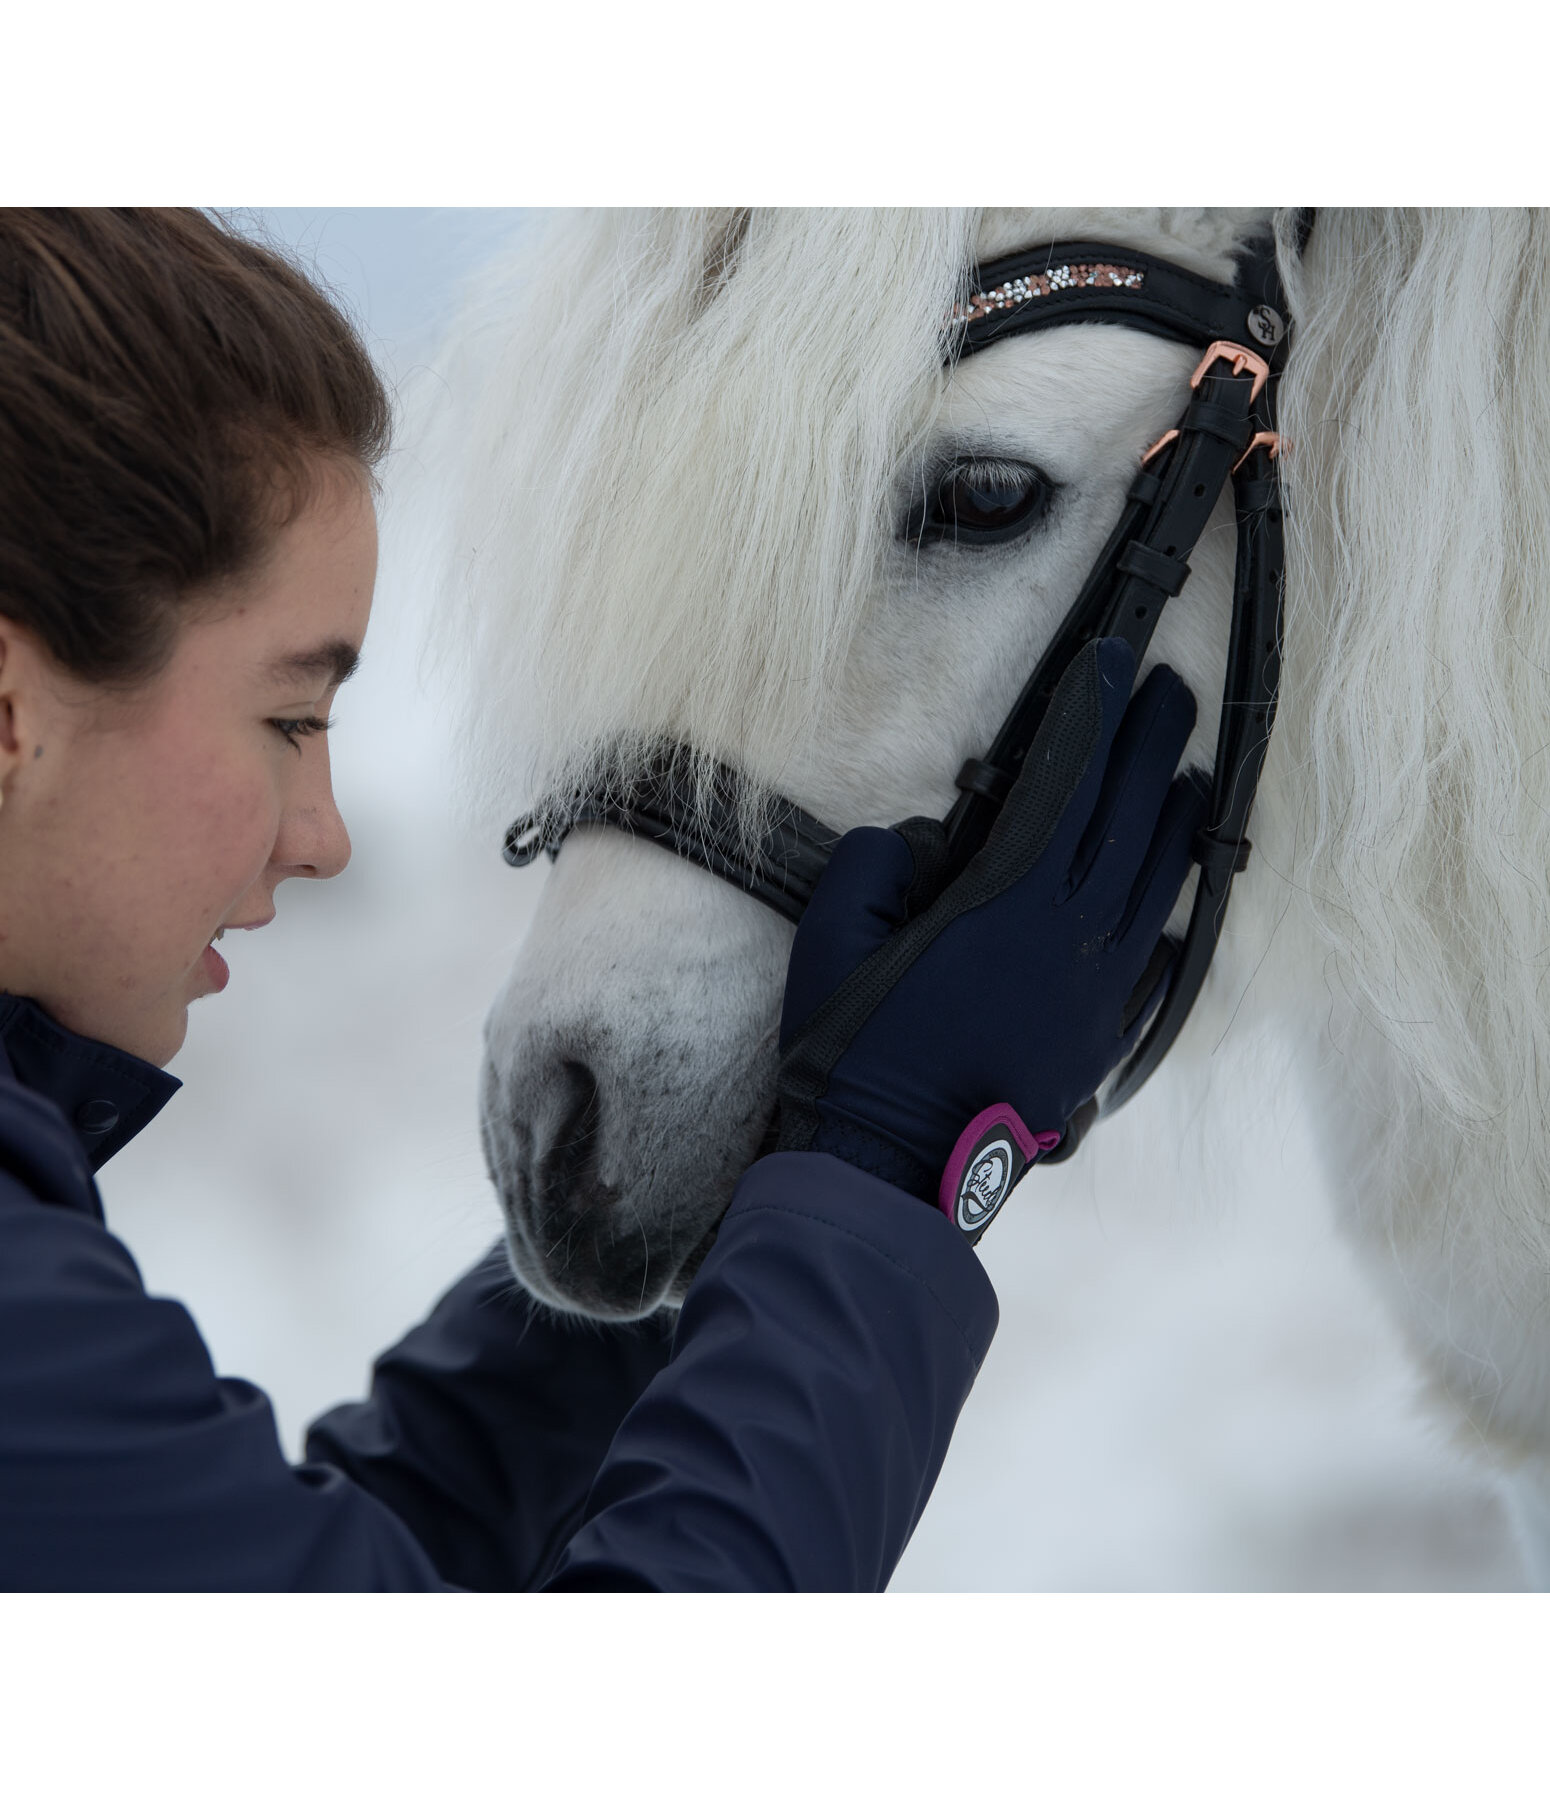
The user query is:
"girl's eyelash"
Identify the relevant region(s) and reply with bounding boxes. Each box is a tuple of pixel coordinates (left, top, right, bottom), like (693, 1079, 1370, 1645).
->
(270, 715, 333, 750)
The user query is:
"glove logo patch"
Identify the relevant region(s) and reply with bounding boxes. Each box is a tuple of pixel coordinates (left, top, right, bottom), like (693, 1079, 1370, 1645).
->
(955, 1135, 1017, 1234)
(941, 1106, 1060, 1242)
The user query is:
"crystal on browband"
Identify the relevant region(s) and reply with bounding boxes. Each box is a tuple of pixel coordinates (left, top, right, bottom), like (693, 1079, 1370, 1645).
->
(952, 262, 1145, 326)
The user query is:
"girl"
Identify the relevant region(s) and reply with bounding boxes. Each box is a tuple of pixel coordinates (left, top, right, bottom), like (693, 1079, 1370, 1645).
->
(0, 208, 1203, 1589)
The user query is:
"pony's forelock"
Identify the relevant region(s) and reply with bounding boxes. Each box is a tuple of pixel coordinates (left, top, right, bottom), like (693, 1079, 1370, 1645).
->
(420, 208, 980, 851)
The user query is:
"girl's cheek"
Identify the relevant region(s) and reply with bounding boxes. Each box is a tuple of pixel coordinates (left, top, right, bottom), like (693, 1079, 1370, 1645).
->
(186, 773, 281, 886)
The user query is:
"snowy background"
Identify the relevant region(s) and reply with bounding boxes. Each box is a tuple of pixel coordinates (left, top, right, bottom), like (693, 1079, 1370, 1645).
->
(100, 209, 1523, 1590)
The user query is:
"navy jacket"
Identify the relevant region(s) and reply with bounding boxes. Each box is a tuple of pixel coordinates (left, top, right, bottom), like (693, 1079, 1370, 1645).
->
(0, 996, 998, 1590)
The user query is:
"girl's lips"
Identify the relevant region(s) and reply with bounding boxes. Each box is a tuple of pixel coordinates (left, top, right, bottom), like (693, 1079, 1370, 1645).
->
(197, 915, 271, 996)
(200, 941, 230, 993)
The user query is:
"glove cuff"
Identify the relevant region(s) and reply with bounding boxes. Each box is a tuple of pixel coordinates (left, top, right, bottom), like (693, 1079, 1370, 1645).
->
(779, 1096, 1062, 1242)
(938, 1105, 1062, 1246)
(806, 1111, 940, 1203)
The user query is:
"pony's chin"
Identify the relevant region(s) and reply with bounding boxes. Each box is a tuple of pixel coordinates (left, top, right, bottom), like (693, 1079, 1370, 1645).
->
(496, 1197, 727, 1322)
(481, 1062, 776, 1319)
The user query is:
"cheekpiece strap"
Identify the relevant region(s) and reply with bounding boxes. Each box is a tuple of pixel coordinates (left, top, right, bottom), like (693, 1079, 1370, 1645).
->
(941, 231, 1293, 1122)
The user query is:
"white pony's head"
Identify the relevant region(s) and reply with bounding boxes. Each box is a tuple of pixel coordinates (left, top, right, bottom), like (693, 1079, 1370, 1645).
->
(422, 207, 1280, 1317)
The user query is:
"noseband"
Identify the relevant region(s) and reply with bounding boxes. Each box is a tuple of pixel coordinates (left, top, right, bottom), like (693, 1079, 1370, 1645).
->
(504, 223, 1300, 1145)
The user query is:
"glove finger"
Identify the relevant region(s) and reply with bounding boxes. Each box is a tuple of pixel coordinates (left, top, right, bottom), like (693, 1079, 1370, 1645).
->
(780, 826, 917, 1048)
(1119, 934, 1177, 1040)
(888, 815, 951, 915)
(1065, 664, 1197, 909)
(990, 636, 1138, 891)
(1114, 768, 1209, 950)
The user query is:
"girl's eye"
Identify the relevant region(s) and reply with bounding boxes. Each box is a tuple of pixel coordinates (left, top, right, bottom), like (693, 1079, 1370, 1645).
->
(269, 715, 332, 751)
(903, 457, 1056, 548)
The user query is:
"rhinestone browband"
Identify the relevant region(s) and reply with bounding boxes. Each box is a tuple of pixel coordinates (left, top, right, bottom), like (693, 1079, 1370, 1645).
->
(951, 262, 1145, 327)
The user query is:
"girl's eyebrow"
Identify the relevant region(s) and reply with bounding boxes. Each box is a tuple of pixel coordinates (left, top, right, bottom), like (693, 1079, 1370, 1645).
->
(266, 640, 362, 689)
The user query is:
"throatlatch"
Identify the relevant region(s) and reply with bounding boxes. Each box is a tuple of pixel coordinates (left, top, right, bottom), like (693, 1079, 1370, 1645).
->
(504, 223, 1298, 1147)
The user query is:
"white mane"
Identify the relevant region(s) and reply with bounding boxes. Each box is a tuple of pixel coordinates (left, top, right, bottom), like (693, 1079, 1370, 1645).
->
(1276, 208, 1550, 1271)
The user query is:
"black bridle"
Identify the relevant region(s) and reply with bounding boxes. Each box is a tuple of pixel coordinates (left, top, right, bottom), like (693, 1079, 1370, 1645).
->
(504, 224, 1298, 1153)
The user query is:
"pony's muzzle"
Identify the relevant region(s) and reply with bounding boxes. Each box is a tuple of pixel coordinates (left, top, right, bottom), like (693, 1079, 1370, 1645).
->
(479, 1039, 712, 1320)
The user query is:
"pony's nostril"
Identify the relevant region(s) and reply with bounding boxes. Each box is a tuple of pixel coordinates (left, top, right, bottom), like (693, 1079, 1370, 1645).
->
(554, 1058, 601, 1142)
(540, 1058, 610, 1211)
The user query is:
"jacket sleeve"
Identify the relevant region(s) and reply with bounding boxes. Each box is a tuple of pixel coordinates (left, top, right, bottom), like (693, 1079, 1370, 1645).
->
(0, 1154, 670, 1590)
(544, 1152, 999, 1591)
(304, 1250, 674, 1588)
(1, 1142, 992, 1590)
(0, 1173, 447, 1589)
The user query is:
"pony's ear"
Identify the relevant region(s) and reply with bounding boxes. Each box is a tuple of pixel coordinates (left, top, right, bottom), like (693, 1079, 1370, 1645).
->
(1293, 210, 1317, 258)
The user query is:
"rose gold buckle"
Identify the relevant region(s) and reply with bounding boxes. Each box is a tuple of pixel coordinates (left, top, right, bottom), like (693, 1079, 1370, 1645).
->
(1231, 430, 1289, 475)
(1190, 340, 1270, 402)
(1140, 428, 1179, 467)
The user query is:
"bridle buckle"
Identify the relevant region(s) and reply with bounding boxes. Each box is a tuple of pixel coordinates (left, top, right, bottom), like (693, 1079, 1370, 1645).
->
(1140, 428, 1180, 467)
(1190, 340, 1271, 403)
(1231, 430, 1288, 475)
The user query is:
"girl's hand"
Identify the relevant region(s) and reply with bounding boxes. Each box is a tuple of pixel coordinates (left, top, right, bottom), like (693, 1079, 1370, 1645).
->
(775, 637, 1205, 1242)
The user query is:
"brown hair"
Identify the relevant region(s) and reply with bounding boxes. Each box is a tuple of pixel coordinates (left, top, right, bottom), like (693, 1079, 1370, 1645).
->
(0, 208, 392, 683)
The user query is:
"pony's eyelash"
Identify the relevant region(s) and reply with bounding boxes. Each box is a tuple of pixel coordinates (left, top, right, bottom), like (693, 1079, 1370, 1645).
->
(270, 715, 334, 751)
(901, 454, 1057, 550)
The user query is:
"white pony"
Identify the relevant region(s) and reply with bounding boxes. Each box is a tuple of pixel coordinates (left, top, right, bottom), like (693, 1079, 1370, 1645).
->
(417, 209, 1550, 1585)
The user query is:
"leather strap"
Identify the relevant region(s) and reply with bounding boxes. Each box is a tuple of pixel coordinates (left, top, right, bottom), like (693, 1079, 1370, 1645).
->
(959, 236, 1290, 363)
(941, 363, 1261, 882)
(1115, 540, 1191, 598)
(1104, 432, 1285, 1111)
(503, 747, 840, 927)
(937, 235, 1292, 1140)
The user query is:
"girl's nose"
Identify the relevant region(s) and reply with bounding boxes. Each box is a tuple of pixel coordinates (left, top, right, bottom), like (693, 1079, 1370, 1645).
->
(273, 744, 352, 881)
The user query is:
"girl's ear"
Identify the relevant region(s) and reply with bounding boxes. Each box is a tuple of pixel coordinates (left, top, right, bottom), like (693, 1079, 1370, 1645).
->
(0, 624, 18, 769)
(0, 617, 50, 785)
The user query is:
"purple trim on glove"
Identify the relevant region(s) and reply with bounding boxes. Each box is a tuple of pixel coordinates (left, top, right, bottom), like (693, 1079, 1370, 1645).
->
(938, 1104, 1062, 1241)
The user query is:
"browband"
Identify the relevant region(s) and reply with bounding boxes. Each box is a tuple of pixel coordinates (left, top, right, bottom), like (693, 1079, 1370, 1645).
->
(953, 235, 1289, 364)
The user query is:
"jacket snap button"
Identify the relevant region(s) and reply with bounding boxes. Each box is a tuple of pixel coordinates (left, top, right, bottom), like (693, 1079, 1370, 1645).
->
(74, 1098, 121, 1139)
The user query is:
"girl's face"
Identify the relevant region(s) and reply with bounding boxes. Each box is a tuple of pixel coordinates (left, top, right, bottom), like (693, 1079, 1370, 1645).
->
(0, 469, 377, 1067)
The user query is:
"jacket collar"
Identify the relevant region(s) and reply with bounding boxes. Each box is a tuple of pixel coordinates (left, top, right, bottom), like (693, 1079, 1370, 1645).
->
(0, 995, 180, 1174)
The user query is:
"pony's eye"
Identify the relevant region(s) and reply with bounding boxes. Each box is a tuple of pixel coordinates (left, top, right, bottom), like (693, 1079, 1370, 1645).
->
(903, 457, 1055, 548)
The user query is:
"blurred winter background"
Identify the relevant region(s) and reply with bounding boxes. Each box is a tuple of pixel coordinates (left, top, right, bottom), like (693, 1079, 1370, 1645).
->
(101, 209, 1523, 1590)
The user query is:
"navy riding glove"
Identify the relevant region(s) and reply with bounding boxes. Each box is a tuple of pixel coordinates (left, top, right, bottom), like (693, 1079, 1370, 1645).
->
(775, 637, 1206, 1242)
